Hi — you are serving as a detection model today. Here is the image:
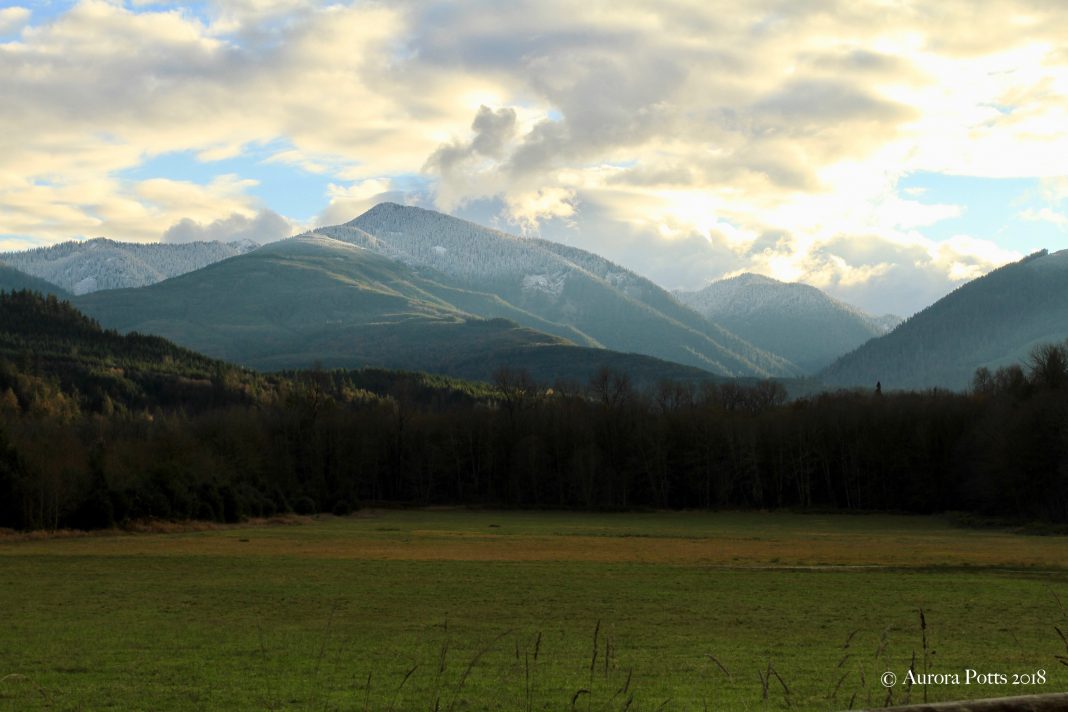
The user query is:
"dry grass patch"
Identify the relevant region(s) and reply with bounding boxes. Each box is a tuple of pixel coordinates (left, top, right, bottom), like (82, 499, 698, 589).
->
(2, 511, 1065, 570)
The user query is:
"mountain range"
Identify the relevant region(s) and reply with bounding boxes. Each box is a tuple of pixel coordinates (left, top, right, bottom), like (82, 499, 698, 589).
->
(0, 237, 258, 295)
(72, 233, 719, 386)
(2, 203, 1066, 392)
(674, 273, 900, 373)
(10, 207, 799, 385)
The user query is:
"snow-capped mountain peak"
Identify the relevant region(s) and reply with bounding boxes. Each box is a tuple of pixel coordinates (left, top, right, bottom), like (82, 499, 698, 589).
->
(0, 238, 258, 294)
(674, 273, 901, 373)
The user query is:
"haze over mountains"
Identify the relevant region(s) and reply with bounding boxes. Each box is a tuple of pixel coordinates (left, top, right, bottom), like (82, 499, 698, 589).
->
(823, 249, 1068, 391)
(675, 274, 900, 373)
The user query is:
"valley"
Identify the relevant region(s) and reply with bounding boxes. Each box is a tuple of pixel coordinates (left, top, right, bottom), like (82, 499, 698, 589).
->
(3, 3, 1067, 710)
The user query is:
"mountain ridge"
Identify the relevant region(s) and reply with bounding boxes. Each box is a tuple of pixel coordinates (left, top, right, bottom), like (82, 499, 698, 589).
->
(822, 249, 1068, 390)
(674, 272, 899, 373)
(0, 237, 259, 295)
(74, 233, 722, 386)
(0, 262, 69, 297)
(315, 202, 796, 378)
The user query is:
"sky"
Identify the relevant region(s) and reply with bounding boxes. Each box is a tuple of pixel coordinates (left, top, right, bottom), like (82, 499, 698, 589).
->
(0, 1, 1066, 316)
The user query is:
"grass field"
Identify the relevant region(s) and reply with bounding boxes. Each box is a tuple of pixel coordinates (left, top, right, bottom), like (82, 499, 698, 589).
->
(2, 511, 1067, 711)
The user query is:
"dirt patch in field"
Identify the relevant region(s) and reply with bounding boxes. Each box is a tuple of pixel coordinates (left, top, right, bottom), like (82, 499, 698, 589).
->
(3, 522, 1066, 571)
(0, 515, 313, 542)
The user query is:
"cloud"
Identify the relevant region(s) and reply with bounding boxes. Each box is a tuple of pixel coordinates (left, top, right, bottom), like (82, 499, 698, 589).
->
(504, 187, 576, 233)
(1019, 207, 1068, 229)
(530, 186, 1018, 317)
(162, 208, 293, 244)
(753, 78, 913, 124)
(0, 0, 436, 240)
(424, 105, 518, 209)
(1039, 177, 1068, 203)
(0, 6, 30, 35)
(0, 169, 270, 243)
(430, 104, 516, 169)
(2, 0, 1067, 313)
(316, 178, 423, 227)
(736, 232, 1022, 316)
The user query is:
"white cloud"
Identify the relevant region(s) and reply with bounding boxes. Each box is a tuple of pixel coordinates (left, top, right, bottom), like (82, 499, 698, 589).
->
(1019, 207, 1068, 229)
(162, 208, 293, 244)
(317, 179, 411, 227)
(2, 0, 1067, 313)
(504, 187, 576, 233)
(777, 232, 1020, 316)
(0, 172, 267, 243)
(0, 6, 30, 35)
(1039, 177, 1068, 203)
(0, 0, 444, 240)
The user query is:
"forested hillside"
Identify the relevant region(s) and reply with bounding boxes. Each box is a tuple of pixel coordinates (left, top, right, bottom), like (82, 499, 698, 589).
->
(0, 290, 263, 415)
(823, 249, 1068, 390)
(0, 264, 68, 297)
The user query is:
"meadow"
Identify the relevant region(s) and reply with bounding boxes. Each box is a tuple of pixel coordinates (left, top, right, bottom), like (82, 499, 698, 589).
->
(1, 510, 1067, 711)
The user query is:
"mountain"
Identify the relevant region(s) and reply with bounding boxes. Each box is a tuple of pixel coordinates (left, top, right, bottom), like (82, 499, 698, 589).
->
(0, 263, 69, 297)
(0, 238, 259, 295)
(822, 249, 1068, 391)
(674, 273, 900, 373)
(313, 203, 796, 378)
(74, 234, 720, 386)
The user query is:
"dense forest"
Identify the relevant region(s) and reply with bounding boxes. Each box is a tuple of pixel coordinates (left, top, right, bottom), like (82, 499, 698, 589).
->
(2, 290, 1067, 531)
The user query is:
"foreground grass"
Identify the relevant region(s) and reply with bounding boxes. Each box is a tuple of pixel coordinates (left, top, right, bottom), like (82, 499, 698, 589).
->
(1, 511, 1067, 711)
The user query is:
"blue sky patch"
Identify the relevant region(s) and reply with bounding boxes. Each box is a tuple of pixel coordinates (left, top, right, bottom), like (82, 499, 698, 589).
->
(899, 172, 1066, 254)
(119, 143, 337, 222)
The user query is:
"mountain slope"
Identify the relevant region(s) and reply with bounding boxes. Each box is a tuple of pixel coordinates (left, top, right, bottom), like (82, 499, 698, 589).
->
(0, 289, 263, 415)
(0, 289, 505, 425)
(674, 273, 899, 373)
(313, 203, 795, 378)
(822, 249, 1068, 390)
(1, 238, 258, 295)
(0, 263, 69, 297)
(74, 235, 719, 386)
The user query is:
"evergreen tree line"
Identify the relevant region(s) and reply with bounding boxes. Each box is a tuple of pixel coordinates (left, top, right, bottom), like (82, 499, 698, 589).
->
(2, 334, 1068, 530)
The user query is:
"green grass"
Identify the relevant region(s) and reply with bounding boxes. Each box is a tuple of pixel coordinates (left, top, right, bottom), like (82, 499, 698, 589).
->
(2, 511, 1067, 711)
